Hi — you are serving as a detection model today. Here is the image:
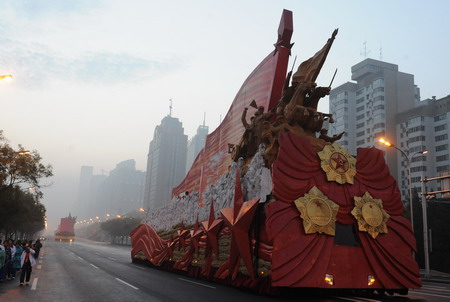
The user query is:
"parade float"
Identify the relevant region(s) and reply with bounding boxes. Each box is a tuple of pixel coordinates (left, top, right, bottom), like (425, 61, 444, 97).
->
(131, 9, 421, 294)
(55, 213, 76, 242)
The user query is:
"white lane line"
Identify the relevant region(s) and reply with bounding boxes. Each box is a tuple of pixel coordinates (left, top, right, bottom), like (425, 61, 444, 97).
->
(133, 265, 145, 270)
(353, 297, 381, 302)
(423, 284, 447, 289)
(108, 257, 116, 261)
(31, 278, 38, 290)
(420, 288, 450, 293)
(410, 290, 450, 299)
(37, 265, 42, 270)
(38, 260, 43, 264)
(90, 263, 99, 269)
(115, 278, 139, 290)
(178, 278, 216, 289)
(334, 297, 380, 302)
(77, 256, 83, 260)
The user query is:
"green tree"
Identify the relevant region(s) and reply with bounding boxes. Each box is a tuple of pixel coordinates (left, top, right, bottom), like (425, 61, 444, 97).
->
(100, 217, 141, 244)
(0, 130, 53, 198)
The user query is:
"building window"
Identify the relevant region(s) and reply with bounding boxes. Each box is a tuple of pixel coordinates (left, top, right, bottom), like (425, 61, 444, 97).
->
(373, 96, 385, 102)
(356, 114, 365, 120)
(357, 131, 365, 137)
(357, 139, 365, 146)
(373, 122, 385, 129)
(437, 165, 450, 173)
(408, 116, 425, 125)
(411, 155, 426, 163)
(373, 113, 385, 121)
(411, 176, 422, 183)
(436, 144, 448, 152)
(357, 122, 365, 129)
(356, 89, 363, 96)
(373, 87, 385, 93)
(435, 134, 448, 142)
(356, 97, 364, 104)
(436, 154, 449, 162)
(373, 104, 385, 111)
(408, 135, 426, 143)
(434, 113, 447, 122)
(408, 125, 425, 134)
(356, 106, 364, 112)
(373, 131, 385, 139)
(435, 124, 447, 132)
(411, 166, 427, 172)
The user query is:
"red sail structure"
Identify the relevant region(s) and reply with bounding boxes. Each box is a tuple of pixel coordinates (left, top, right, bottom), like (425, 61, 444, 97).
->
(131, 9, 421, 295)
(172, 10, 292, 202)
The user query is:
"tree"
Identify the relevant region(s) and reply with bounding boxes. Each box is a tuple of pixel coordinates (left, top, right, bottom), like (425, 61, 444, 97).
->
(0, 130, 53, 198)
(100, 217, 141, 243)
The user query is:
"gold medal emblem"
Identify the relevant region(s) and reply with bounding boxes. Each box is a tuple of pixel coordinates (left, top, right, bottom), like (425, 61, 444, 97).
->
(351, 192, 390, 239)
(294, 186, 339, 236)
(318, 143, 356, 184)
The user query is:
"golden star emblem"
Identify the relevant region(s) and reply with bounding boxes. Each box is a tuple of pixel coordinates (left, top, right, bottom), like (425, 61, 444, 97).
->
(294, 186, 339, 236)
(318, 143, 356, 184)
(351, 192, 390, 239)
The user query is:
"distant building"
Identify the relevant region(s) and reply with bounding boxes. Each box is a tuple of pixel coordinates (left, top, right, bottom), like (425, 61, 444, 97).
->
(144, 115, 188, 210)
(75, 160, 145, 220)
(329, 58, 420, 186)
(186, 124, 209, 174)
(75, 166, 94, 219)
(396, 95, 450, 197)
(97, 159, 145, 216)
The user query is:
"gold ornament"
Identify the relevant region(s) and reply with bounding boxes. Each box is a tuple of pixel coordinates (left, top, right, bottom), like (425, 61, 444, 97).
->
(294, 186, 339, 236)
(351, 192, 390, 239)
(318, 143, 357, 184)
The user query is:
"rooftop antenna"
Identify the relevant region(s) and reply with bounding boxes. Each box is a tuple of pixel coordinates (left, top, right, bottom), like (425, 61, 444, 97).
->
(360, 41, 371, 59)
(169, 98, 173, 117)
(203, 112, 206, 127)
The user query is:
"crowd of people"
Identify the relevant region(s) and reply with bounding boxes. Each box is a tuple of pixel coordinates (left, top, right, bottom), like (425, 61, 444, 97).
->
(0, 238, 42, 286)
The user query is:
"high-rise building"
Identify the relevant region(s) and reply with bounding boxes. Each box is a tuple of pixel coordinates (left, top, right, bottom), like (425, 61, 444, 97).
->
(144, 115, 188, 210)
(329, 58, 420, 185)
(75, 166, 94, 219)
(396, 95, 450, 198)
(97, 159, 145, 216)
(75, 160, 145, 220)
(186, 124, 209, 174)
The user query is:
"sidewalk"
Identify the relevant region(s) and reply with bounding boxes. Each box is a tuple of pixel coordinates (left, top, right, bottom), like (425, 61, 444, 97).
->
(421, 269, 450, 284)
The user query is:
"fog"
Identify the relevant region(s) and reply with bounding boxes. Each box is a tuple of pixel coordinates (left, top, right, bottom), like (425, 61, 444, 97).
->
(1, 0, 449, 230)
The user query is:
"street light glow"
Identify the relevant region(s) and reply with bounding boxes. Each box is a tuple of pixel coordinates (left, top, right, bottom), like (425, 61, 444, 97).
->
(0, 74, 13, 81)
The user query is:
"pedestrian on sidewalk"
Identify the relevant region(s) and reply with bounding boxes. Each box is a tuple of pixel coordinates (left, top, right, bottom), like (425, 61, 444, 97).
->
(19, 245, 36, 286)
(34, 239, 42, 259)
(12, 241, 23, 280)
(0, 239, 5, 283)
(5, 239, 16, 280)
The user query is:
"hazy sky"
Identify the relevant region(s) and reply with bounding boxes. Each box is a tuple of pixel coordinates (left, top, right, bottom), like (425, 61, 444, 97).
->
(1, 0, 449, 230)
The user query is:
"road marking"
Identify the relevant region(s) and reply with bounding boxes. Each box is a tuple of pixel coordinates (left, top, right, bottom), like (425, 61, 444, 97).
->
(178, 278, 216, 289)
(132, 265, 145, 270)
(90, 263, 99, 269)
(31, 278, 38, 290)
(334, 297, 380, 302)
(410, 290, 450, 298)
(78, 256, 83, 260)
(108, 257, 116, 261)
(115, 278, 139, 290)
(39, 260, 43, 264)
(423, 284, 447, 289)
(37, 265, 42, 270)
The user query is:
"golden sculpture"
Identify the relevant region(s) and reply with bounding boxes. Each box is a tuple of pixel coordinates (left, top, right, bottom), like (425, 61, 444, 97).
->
(294, 186, 339, 236)
(351, 192, 390, 239)
(318, 143, 356, 184)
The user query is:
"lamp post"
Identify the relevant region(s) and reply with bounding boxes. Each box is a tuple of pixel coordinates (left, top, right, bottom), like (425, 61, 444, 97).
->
(378, 138, 428, 233)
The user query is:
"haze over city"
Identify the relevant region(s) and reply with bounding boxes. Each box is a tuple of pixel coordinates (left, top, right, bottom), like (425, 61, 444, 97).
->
(1, 0, 449, 230)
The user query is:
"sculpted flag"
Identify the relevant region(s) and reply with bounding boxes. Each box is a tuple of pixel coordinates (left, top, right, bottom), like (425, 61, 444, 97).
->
(292, 29, 338, 84)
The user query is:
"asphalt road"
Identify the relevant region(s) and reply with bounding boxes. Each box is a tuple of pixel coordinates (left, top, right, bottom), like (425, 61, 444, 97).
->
(0, 240, 448, 302)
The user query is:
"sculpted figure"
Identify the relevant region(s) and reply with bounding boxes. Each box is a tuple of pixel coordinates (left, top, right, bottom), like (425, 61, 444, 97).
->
(319, 128, 345, 143)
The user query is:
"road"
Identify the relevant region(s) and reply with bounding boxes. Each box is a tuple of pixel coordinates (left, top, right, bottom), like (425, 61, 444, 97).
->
(0, 240, 449, 302)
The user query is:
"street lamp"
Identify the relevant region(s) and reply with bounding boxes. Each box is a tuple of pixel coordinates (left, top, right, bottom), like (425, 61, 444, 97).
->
(378, 138, 428, 233)
(0, 74, 13, 81)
